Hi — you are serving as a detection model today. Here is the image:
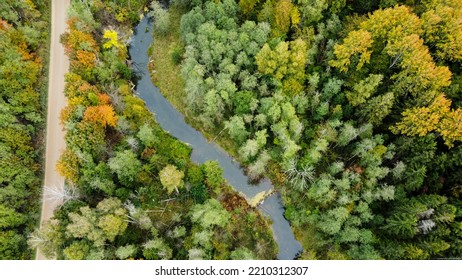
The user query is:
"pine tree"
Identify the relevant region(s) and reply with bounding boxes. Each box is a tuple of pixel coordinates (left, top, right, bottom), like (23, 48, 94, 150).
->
(346, 74, 383, 106)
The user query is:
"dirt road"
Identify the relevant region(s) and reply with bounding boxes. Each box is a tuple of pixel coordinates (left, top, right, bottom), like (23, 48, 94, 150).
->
(36, 0, 70, 260)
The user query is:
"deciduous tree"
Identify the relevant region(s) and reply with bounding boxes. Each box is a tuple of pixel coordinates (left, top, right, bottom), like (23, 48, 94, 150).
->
(159, 164, 185, 194)
(108, 150, 142, 186)
(190, 199, 230, 229)
(83, 104, 118, 128)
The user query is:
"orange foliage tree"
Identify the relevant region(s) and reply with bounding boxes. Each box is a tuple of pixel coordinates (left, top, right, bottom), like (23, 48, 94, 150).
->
(97, 93, 111, 105)
(83, 105, 118, 128)
(74, 50, 97, 69)
(62, 18, 99, 54)
(61, 17, 99, 77)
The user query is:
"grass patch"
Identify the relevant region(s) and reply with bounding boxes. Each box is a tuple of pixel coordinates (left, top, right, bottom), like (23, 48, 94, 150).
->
(293, 223, 319, 259)
(149, 6, 186, 116)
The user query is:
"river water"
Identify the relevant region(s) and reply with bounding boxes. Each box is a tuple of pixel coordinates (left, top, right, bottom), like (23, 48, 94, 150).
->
(129, 16, 302, 260)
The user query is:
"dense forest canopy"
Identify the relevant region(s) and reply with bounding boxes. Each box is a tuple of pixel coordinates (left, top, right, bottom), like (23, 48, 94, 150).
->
(149, 0, 462, 259)
(0, 0, 50, 260)
(1, 0, 461, 260)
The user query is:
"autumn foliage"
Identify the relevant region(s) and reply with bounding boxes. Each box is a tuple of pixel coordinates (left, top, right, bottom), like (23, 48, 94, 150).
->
(1, 2, 51, 259)
(74, 50, 96, 69)
(393, 95, 462, 147)
(61, 17, 99, 77)
(56, 149, 81, 183)
(83, 104, 118, 128)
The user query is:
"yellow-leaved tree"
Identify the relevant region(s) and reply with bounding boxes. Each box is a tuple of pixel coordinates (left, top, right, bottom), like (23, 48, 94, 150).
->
(329, 29, 373, 73)
(103, 29, 121, 49)
(392, 95, 462, 148)
(159, 165, 185, 195)
(330, 6, 451, 104)
(256, 38, 307, 96)
(422, 0, 462, 61)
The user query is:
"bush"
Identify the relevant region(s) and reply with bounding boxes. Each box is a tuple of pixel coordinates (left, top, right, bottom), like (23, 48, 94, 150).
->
(190, 184, 208, 204)
(170, 45, 183, 65)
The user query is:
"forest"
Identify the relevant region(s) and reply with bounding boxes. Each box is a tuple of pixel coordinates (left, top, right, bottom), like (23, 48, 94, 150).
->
(149, 0, 462, 259)
(1, 0, 461, 260)
(0, 0, 50, 259)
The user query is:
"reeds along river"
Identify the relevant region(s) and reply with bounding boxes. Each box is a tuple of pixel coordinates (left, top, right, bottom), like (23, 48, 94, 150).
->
(129, 16, 302, 259)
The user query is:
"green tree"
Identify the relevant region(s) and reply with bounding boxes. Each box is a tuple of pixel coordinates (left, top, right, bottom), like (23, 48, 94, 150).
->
(143, 238, 173, 260)
(239, 139, 260, 161)
(0, 2, 49, 259)
(190, 199, 230, 229)
(247, 150, 271, 181)
(225, 116, 249, 145)
(232, 91, 258, 115)
(230, 247, 257, 259)
(383, 213, 418, 238)
(137, 124, 157, 147)
(63, 241, 90, 260)
(202, 161, 224, 189)
(0, 231, 27, 260)
(0, 205, 26, 229)
(346, 74, 383, 106)
(359, 92, 395, 125)
(149, 1, 171, 36)
(239, 0, 261, 17)
(28, 219, 64, 260)
(256, 39, 307, 96)
(66, 198, 128, 247)
(108, 150, 143, 186)
(296, 0, 328, 25)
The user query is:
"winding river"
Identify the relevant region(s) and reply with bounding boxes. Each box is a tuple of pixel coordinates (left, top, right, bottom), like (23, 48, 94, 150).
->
(129, 16, 302, 260)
